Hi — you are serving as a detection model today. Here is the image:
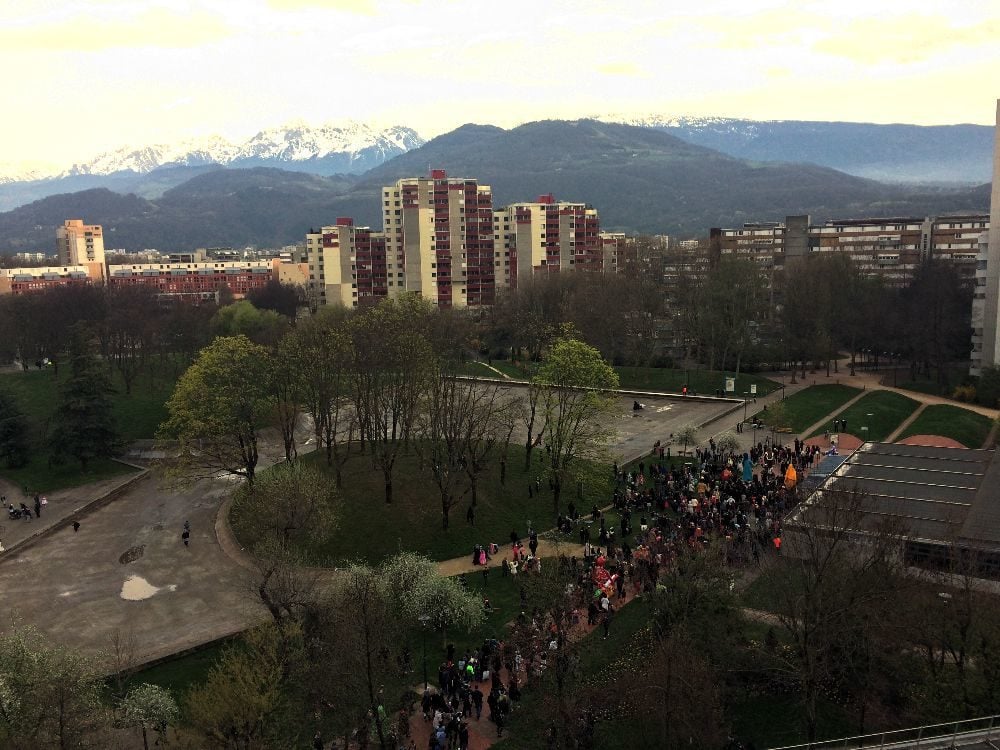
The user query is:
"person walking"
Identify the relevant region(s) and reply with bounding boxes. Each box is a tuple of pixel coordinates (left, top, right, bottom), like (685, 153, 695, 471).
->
(72, 520, 80, 533)
(33, 495, 41, 518)
(182, 528, 190, 547)
(471, 686, 483, 720)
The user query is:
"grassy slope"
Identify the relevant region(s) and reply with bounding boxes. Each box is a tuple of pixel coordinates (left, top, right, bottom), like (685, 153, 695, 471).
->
(898, 404, 993, 448)
(231, 446, 612, 566)
(755, 384, 862, 433)
(810, 390, 920, 442)
(0, 367, 174, 491)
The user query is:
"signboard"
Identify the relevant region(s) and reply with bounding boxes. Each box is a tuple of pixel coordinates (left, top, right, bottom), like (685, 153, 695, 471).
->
(750, 384, 757, 395)
(725, 377, 735, 393)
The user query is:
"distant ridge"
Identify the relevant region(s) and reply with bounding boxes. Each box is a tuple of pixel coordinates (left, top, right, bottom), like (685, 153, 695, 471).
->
(0, 119, 989, 253)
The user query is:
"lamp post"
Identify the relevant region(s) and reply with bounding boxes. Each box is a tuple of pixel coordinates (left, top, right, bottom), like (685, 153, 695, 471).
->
(743, 392, 749, 423)
(418, 614, 431, 690)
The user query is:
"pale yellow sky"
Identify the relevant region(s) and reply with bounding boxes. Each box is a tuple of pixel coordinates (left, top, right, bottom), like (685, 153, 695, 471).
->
(2, 0, 999, 172)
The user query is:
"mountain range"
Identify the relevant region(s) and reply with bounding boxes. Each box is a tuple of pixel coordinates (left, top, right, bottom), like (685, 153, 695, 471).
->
(0, 122, 423, 212)
(595, 114, 994, 185)
(0, 119, 990, 253)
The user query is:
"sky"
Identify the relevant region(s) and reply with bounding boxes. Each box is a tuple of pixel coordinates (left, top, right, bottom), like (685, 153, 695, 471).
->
(2, 0, 999, 173)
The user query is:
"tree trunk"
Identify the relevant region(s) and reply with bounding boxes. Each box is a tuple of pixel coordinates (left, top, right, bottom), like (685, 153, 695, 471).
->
(441, 494, 451, 530)
(384, 474, 393, 505)
(552, 475, 562, 514)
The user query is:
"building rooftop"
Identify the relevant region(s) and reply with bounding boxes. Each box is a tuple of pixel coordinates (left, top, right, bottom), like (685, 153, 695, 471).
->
(791, 442, 998, 546)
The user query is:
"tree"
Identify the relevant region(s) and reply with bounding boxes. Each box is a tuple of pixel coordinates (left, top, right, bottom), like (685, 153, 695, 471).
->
(101, 285, 160, 395)
(120, 683, 179, 750)
(159, 335, 273, 485)
(762, 486, 904, 741)
(211, 300, 289, 348)
(0, 625, 108, 749)
(0, 387, 30, 468)
(232, 461, 339, 549)
(183, 624, 298, 750)
(247, 279, 302, 319)
(675, 424, 698, 457)
(534, 337, 619, 512)
(281, 313, 356, 485)
(417, 377, 507, 529)
(49, 326, 121, 470)
(352, 299, 437, 504)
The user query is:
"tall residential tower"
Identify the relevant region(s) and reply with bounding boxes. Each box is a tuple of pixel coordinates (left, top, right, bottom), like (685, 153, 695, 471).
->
(973, 100, 1000, 374)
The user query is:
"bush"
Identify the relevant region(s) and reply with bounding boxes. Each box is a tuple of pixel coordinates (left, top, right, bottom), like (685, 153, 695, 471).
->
(952, 384, 977, 403)
(977, 366, 1000, 408)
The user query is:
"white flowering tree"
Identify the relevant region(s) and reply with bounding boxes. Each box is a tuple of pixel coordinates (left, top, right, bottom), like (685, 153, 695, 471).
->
(121, 683, 179, 750)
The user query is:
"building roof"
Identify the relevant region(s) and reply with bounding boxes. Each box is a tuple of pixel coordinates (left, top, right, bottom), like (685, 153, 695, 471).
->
(790, 442, 998, 547)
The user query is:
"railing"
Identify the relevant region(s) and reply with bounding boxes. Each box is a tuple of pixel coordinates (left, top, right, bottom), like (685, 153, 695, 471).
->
(769, 715, 1000, 750)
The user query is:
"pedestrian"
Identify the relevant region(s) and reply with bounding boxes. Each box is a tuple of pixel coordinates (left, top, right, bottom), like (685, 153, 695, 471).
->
(471, 685, 483, 720)
(72, 520, 80, 533)
(466, 505, 474, 525)
(182, 529, 190, 547)
(33, 494, 41, 518)
(602, 604, 615, 640)
(313, 731, 324, 750)
(459, 720, 470, 750)
(422, 688, 433, 721)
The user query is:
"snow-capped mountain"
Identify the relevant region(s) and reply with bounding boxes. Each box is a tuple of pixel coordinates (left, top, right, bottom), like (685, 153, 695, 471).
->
(593, 112, 995, 184)
(14, 121, 425, 181)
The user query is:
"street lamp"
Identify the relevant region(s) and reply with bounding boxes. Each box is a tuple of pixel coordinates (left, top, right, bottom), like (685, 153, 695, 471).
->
(418, 614, 431, 690)
(743, 392, 749, 423)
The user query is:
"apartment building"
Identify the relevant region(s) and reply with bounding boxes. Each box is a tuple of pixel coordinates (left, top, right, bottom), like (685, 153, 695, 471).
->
(107, 259, 274, 300)
(305, 219, 388, 308)
(0, 264, 102, 295)
(57, 219, 105, 266)
(974, 99, 1000, 375)
(382, 170, 496, 308)
(712, 213, 990, 287)
(497, 195, 602, 286)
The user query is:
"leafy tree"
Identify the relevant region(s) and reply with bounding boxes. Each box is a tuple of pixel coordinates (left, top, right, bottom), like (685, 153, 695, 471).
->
(247, 279, 302, 319)
(120, 683, 179, 750)
(232, 462, 339, 548)
(183, 624, 298, 750)
(0, 625, 108, 749)
(674, 424, 698, 458)
(159, 335, 273, 485)
(211, 300, 289, 348)
(49, 327, 120, 470)
(0, 387, 30, 468)
(534, 337, 619, 512)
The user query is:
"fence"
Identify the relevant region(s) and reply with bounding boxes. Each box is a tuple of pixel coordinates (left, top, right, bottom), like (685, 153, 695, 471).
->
(769, 714, 1000, 750)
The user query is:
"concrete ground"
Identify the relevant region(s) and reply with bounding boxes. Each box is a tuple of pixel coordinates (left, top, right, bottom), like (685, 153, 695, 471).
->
(0, 472, 262, 666)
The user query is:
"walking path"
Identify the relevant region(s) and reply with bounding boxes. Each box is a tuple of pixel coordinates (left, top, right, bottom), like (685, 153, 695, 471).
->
(886, 403, 929, 443)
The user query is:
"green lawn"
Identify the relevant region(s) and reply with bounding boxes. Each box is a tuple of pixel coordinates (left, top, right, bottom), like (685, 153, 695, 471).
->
(126, 640, 232, 697)
(897, 404, 994, 449)
(755, 384, 862, 433)
(1, 456, 137, 494)
(809, 390, 920, 442)
(0, 367, 175, 491)
(0, 367, 175, 443)
(231, 446, 612, 566)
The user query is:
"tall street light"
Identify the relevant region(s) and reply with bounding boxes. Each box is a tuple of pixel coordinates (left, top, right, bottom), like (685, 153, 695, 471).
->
(419, 614, 431, 690)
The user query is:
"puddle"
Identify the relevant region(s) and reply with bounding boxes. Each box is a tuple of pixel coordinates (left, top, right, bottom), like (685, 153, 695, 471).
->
(120, 575, 177, 601)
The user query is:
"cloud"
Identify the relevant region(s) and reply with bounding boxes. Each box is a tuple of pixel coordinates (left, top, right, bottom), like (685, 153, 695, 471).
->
(812, 15, 1000, 65)
(265, 0, 378, 14)
(0, 6, 233, 51)
(597, 62, 646, 77)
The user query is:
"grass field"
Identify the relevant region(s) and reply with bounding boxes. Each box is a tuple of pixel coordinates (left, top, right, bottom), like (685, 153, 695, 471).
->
(810, 390, 920, 442)
(755, 384, 862, 433)
(897, 404, 994, 448)
(0, 367, 176, 443)
(231, 446, 613, 566)
(0, 367, 175, 491)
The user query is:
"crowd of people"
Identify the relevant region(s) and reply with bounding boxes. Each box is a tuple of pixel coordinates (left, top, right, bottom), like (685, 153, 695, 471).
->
(394, 431, 822, 749)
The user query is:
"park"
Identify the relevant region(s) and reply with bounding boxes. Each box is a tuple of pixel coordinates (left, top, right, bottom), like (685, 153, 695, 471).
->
(1, 288, 999, 749)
